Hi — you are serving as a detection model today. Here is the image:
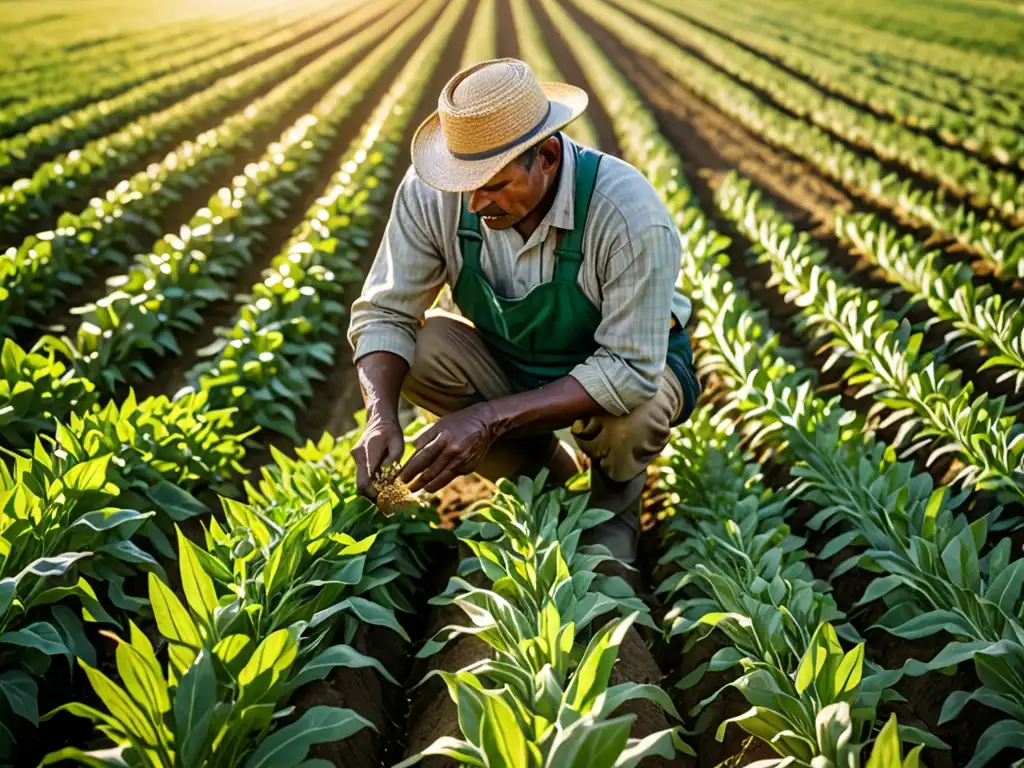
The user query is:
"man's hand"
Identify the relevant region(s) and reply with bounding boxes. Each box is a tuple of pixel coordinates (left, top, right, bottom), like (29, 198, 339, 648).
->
(353, 415, 405, 502)
(399, 403, 500, 493)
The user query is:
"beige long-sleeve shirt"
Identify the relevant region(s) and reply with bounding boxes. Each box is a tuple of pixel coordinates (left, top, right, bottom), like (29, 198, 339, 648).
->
(347, 134, 691, 416)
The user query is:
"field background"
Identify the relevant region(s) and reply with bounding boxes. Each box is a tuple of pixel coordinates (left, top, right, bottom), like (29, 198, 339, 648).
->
(2, 0, 1024, 766)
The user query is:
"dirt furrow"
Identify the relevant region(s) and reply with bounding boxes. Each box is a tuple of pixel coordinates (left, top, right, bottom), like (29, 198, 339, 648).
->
(526, 0, 621, 157)
(495, 0, 519, 59)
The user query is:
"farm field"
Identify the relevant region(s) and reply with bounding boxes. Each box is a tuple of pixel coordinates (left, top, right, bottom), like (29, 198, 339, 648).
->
(1, 0, 1023, 766)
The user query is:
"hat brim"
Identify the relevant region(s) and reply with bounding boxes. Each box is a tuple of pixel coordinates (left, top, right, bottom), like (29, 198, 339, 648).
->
(411, 82, 589, 193)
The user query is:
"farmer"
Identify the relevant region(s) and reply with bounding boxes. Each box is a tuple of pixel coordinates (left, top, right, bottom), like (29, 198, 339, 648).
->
(347, 59, 699, 563)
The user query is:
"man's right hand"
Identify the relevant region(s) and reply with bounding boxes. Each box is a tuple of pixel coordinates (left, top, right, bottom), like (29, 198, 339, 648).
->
(353, 414, 406, 502)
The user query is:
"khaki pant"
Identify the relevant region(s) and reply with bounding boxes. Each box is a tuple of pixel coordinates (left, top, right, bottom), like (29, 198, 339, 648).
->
(402, 312, 683, 483)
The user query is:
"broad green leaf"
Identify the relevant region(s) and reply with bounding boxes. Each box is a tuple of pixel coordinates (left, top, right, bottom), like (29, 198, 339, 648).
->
(480, 692, 528, 768)
(245, 706, 375, 768)
(0, 670, 38, 725)
(177, 529, 218, 626)
(174, 650, 217, 768)
(61, 456, 113, 493)
(0, 621, 70, 656)
(289, 644, 398, 688)
(565, 615, 635, 715)
(148, 573, 201, 673)
(238, 629, 298, 705)
(81, 662, 159, 745)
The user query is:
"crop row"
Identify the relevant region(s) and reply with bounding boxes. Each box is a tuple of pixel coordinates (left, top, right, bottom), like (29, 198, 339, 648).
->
(545, 0, 1020, 763)
(184, 0, 467, 442)
(573, 0, 1024, 279)
(0, 2, 385, 244)
(660, 407, 935, 765)
(397, 474, 690, 767)
(0, 0, 412, 342)
(650, 0, 1024, 169)
(34, 0, 438, 410)
(621, 0, 1024, 220)
(0, 8, 335, 182)
(711, 0, 1024, 95)
(0, 5, 317, 145)
(715, 173, 1024, 505)
(673, 0, 1024, 130)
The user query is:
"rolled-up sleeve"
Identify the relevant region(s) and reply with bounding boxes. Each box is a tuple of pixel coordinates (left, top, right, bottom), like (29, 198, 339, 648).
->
(348, 170, 447, 364)
(570, 225, 681, 416)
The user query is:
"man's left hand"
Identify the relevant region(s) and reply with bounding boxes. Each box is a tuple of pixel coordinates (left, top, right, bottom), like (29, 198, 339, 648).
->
(399, 403, 501, 493)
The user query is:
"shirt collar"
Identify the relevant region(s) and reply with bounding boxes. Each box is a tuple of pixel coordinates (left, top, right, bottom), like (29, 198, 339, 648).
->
(549, 133, 576, 232)
(515, 133, 575, 256)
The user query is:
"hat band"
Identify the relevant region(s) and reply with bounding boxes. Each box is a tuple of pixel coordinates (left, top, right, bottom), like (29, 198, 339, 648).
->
(449, 103, 552, 161)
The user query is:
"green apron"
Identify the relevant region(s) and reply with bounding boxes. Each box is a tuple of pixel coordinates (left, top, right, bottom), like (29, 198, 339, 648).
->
(452, 142, 699, 424)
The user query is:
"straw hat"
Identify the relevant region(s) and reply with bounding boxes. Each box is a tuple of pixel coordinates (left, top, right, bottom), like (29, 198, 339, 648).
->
(411, 58, 589, 193)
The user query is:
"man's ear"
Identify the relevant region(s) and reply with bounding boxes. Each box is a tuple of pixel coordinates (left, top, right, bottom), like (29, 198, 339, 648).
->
(538, 136, 561, 174)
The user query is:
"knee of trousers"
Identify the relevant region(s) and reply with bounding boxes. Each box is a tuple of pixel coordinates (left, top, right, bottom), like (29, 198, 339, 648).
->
(401, 315, 469, 414)
(574, 404, 674, 483)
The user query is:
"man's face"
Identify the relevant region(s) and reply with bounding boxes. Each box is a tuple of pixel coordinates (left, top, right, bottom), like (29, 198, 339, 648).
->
(467, 136, 562, 230)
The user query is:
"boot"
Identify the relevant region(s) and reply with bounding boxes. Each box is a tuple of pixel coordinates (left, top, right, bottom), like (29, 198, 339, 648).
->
(580, 465, 644, 564)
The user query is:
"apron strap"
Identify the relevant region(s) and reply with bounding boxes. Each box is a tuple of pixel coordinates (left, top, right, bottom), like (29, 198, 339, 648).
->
(554, 143, 602, 283)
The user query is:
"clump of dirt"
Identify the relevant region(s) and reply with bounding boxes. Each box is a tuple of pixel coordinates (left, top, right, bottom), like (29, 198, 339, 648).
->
(434, 474, 497, 528)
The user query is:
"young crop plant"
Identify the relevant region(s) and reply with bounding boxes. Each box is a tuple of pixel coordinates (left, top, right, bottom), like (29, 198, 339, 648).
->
(0, 338, 95, 449)
(401, 474, 692, 768)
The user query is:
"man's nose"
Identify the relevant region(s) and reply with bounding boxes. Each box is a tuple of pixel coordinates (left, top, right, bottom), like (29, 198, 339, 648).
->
(468, 189, 490, 214)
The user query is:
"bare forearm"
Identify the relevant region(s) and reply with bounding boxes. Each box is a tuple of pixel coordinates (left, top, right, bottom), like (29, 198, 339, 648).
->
(356, 351, 409, 423)
(487, 376, 606, 438)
